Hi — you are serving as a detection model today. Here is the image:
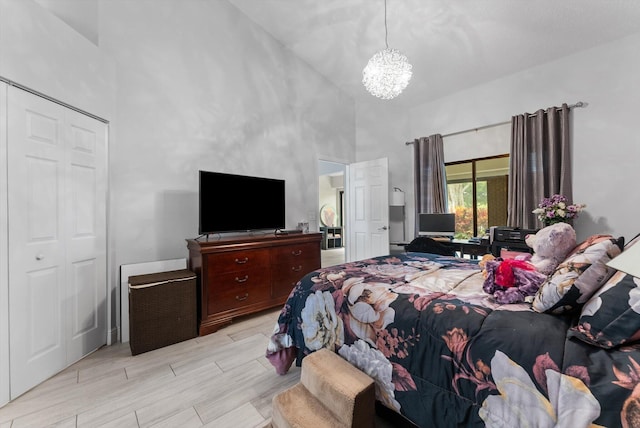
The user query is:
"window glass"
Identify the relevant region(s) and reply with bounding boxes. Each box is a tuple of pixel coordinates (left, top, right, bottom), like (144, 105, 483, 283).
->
(446, 163, 472, 239)
(446, 156, 509, 239)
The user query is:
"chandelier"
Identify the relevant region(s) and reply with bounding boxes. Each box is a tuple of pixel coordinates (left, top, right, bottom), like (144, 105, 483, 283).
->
(362, 0, 412, 100)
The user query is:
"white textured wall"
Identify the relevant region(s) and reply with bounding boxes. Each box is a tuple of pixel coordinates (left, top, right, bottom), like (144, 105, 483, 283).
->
(0, 0, 355, 340)
(97, 0, 355, 305)
(0, 0, 115, 119)
(355, 102, 412, 207)
(99, 0, 355, 271)
(358, 33, 640, 242)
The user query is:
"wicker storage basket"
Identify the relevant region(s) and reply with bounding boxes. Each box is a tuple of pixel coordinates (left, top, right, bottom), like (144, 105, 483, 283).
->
(128, 269, 197, 355)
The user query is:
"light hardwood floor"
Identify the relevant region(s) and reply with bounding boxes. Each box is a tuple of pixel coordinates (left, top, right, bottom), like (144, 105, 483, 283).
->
(321, 247, 345, 267)
(0, 308, 299, 428)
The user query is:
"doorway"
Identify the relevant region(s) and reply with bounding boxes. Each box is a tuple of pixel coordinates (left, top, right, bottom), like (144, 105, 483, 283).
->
(318, 160, 346, 267)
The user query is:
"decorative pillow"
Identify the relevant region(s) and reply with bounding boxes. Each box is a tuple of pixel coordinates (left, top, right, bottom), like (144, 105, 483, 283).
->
(568, 233, 640, 348)
(531, 235, 624, 314)
(568, 271, 640, 348)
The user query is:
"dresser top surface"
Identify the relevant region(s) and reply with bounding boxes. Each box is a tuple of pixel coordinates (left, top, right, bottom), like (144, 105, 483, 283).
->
(187, 232, 322, 252)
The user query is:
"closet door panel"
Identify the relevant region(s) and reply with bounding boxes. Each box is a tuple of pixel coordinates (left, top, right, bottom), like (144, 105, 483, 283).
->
(8, 88, 66, 399)
(70, 259, 99, 336)
(65, 109, 106, 363)
(27, 156, 59, 240)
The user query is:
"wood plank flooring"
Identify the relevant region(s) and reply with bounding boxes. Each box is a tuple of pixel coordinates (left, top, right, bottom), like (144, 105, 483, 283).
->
(320, 247, 345, 267)
(0, 308, 298, 428)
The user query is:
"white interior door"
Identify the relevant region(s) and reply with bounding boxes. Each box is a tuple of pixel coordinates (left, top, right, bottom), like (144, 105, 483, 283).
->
(64, 108, 107, 364)
(346, 158, 390, 261)
(7, 87, 107, 399)
(8, 90, 67, 398)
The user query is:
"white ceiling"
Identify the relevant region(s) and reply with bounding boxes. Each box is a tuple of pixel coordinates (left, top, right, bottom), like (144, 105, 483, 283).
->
(35, 0, 100, 45)
(226, 0, 640, 107)
(38, 0, 640, 108)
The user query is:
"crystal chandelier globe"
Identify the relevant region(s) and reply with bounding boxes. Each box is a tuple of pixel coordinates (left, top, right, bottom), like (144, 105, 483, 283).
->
(362, 48, 412, 100)
(362, 0, 412, 100)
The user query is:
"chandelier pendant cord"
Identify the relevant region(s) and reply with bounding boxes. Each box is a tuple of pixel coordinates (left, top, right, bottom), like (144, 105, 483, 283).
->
(384, 0, 389, 49)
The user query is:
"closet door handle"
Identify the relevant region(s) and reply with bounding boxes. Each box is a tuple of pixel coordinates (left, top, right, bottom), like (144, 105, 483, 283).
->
(235, 293, 249, 301)
(234, 257, 249, 264)
(235, 275, 249, 283)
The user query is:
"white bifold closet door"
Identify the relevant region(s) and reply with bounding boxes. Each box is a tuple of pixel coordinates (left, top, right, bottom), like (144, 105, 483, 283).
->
(7, 87, 107, 399)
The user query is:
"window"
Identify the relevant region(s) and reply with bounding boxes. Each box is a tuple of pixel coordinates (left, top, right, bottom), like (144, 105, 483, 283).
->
(445, 155, 509, 239)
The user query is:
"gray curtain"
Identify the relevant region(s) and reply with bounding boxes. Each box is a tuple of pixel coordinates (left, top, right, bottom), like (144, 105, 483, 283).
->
(413, 134, 447, 236)
(507, 104, 572, 229)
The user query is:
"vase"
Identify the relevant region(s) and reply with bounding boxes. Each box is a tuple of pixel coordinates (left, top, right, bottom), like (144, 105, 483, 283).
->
(542, 218, 569, 227)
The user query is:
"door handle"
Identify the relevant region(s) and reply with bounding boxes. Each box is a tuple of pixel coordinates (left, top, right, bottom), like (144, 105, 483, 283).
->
(36, 254, 44, 260)
(378, 226, 389, 231)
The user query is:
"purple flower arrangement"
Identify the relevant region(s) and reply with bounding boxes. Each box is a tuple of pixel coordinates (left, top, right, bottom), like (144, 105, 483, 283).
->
(532, 194, 586, 226)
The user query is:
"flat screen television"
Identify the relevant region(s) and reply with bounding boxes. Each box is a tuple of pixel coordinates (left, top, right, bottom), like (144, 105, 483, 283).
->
(418, 213, 456, 238)
(199, 170, 285, 234)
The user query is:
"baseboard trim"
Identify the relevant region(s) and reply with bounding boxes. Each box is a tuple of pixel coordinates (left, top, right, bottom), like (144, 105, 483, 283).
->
(108, 327, 118, 345)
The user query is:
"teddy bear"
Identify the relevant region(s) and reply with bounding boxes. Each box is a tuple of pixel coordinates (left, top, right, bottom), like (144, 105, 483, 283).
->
(525, 222, 577, 276)
(478, 254, 496, 278)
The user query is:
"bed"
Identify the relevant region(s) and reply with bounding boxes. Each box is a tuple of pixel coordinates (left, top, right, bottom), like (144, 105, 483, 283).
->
(266, 240, 640, 427)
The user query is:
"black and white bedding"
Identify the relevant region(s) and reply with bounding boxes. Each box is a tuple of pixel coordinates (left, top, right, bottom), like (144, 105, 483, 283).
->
(266, 249, 640, 427)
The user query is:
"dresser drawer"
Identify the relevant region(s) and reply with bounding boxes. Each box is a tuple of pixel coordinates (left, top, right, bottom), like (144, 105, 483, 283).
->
(273, 242, 319, 263)
(206, 248, 269, 274)
(207, 269, 270, 313)
(271, 260, 320, 298)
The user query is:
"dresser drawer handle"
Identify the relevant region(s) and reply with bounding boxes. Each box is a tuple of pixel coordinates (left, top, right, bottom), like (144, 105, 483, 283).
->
(234, 257, 249, 264)
(292, 265, 303, 272)
(236, 293, 249, 301)
(235, 275, 249, 283)
(291, 250, 302, 256)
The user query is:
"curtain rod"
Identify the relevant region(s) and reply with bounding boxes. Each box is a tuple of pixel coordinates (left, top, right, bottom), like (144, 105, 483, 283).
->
(405, 101, 587, 145)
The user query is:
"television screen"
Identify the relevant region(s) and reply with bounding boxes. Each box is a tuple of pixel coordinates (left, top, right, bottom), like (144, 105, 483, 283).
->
(199, 171, 285, 234)
(418, 213, 456, 237)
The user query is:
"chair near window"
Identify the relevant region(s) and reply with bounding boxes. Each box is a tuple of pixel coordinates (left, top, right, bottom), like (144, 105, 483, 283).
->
(405, 236, 457, 256)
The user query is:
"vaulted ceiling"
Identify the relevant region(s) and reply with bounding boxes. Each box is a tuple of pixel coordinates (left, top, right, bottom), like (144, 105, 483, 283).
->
(226, 0, 640, 107)
(37, 0, 640, 108)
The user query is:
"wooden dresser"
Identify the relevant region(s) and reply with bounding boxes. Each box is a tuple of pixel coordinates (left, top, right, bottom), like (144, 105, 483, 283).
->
(186, 232, 322, 336)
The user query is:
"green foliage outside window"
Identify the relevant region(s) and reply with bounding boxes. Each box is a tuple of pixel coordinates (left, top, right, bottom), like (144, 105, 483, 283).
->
(452, 205, 488, 239)
(448, 182, 488, 239)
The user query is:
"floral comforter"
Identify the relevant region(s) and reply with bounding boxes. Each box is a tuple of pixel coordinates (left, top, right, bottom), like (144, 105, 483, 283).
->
(266, 253, 640, 427)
